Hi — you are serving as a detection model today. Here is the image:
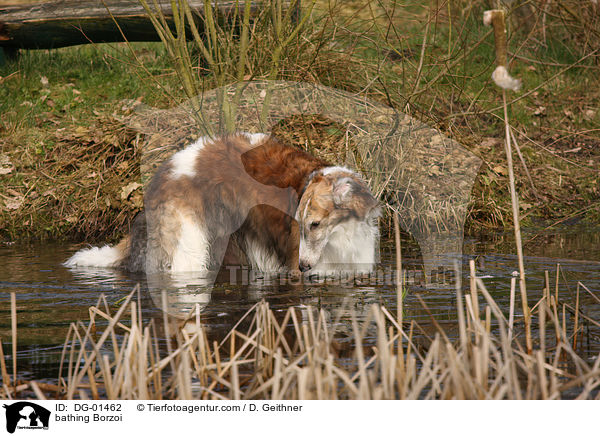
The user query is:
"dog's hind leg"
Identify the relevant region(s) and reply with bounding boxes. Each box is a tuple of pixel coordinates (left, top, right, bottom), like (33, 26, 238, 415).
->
(144, 207, 210, 273)
(170, 212, 211, 273)
(125, 211, 147, 272)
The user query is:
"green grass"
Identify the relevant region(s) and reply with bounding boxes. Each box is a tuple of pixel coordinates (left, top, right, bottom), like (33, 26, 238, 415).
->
(0, 43, 175, 133)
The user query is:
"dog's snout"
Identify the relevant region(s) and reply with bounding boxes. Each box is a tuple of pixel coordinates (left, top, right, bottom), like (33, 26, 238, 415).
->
(299, 262, 311, 272)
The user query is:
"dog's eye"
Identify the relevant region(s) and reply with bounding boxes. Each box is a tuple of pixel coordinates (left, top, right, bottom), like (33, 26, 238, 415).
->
(310, 221, 320, 230)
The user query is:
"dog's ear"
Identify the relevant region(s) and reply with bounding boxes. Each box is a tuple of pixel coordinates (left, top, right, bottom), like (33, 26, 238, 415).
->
(362, 192, 380, 221)
(332, 177, 355, 206)
(367, 201, 382, 221)
(333, 177, 380, 220)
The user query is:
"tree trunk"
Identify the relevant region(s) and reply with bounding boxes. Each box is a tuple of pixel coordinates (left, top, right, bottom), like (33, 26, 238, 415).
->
(0, 0, 254, 49)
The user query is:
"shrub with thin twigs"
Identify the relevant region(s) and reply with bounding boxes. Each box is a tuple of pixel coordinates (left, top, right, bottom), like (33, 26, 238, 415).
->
(136, 0, 315, 132)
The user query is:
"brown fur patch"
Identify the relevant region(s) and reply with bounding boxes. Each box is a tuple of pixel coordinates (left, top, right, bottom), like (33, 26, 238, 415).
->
(126, 134, 328, 271)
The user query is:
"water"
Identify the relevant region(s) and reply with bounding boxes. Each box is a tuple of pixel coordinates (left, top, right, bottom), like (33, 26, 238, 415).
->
(1, 226, 600, 383)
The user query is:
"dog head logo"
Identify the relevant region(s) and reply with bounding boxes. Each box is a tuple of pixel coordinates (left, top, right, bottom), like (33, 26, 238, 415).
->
(2, 402, 50, 433)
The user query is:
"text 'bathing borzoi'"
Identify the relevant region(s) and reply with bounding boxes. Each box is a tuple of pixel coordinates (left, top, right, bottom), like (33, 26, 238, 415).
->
(65, 133, 380, 274)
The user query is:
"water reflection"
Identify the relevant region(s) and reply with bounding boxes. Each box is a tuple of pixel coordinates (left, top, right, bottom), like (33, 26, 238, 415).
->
(146, 272, 216, 318)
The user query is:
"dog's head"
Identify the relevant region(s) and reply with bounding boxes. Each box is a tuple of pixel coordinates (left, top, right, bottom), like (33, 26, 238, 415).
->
(296, 169, 380, 272)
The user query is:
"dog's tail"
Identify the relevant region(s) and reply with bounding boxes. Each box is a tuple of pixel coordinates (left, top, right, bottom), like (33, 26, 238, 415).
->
(63, 236, 130, 268)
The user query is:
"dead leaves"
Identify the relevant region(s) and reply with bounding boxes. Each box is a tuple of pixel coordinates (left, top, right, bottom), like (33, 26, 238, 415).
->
(1, 188, 24, 210)
(0, 154, 14, 175)
(492, 165, 508, 176)
(120, 181, 142, 201)
(584, 109, 597, 121)
(2, 195, 24, 210)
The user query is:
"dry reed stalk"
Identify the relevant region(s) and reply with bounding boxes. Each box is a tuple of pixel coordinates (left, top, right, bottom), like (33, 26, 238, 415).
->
(66, 289, 136, 399)
(4, 383, 28, 398)
(504, 83, 532, 352)
(469, 260, 479, 320)
(545, 270, 550, 302)
(508, 276, 516, 342)
(454, 262, 468, 351)
(29, 381, 47, 400)
(393, 212, 403, 330)
(562, 303, 567, 342)
(484, 8, 532, 354)
(540, 299, 547, 361)
(552, 292, 561, 347)
(87, 363, 99, 400)
(555, 264, 560, 307)
(509, 128, 540, 199)
(465, 293, 475, 331)
(61, 326, 75, 394)
(10, 292, 16, 396)
(0, 339, 10, 391)
(573, 282, 581, 351)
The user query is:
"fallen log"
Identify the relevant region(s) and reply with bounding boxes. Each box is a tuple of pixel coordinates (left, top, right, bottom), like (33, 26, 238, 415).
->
(0, 0, 255, 49)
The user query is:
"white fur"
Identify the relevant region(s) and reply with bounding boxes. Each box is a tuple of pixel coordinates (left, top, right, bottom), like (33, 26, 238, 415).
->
(170, 134, 266, 180)
(245, 237, 285, 272)
(245, 132, 268, 145)
(296, 193, 312, 222)
(312, 220, 379, 273)
(170, 136, 209, 179)
(319, 166, 355, 176)
(63, 245, 123, 268)
(170, 214, 210, 272)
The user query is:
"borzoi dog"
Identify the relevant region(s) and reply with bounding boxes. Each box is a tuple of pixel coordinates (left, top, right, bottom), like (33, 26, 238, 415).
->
(65, 133, 380, 274)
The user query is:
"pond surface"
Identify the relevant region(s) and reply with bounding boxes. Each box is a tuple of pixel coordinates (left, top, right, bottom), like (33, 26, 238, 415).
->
(1, 226, 600, 383)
